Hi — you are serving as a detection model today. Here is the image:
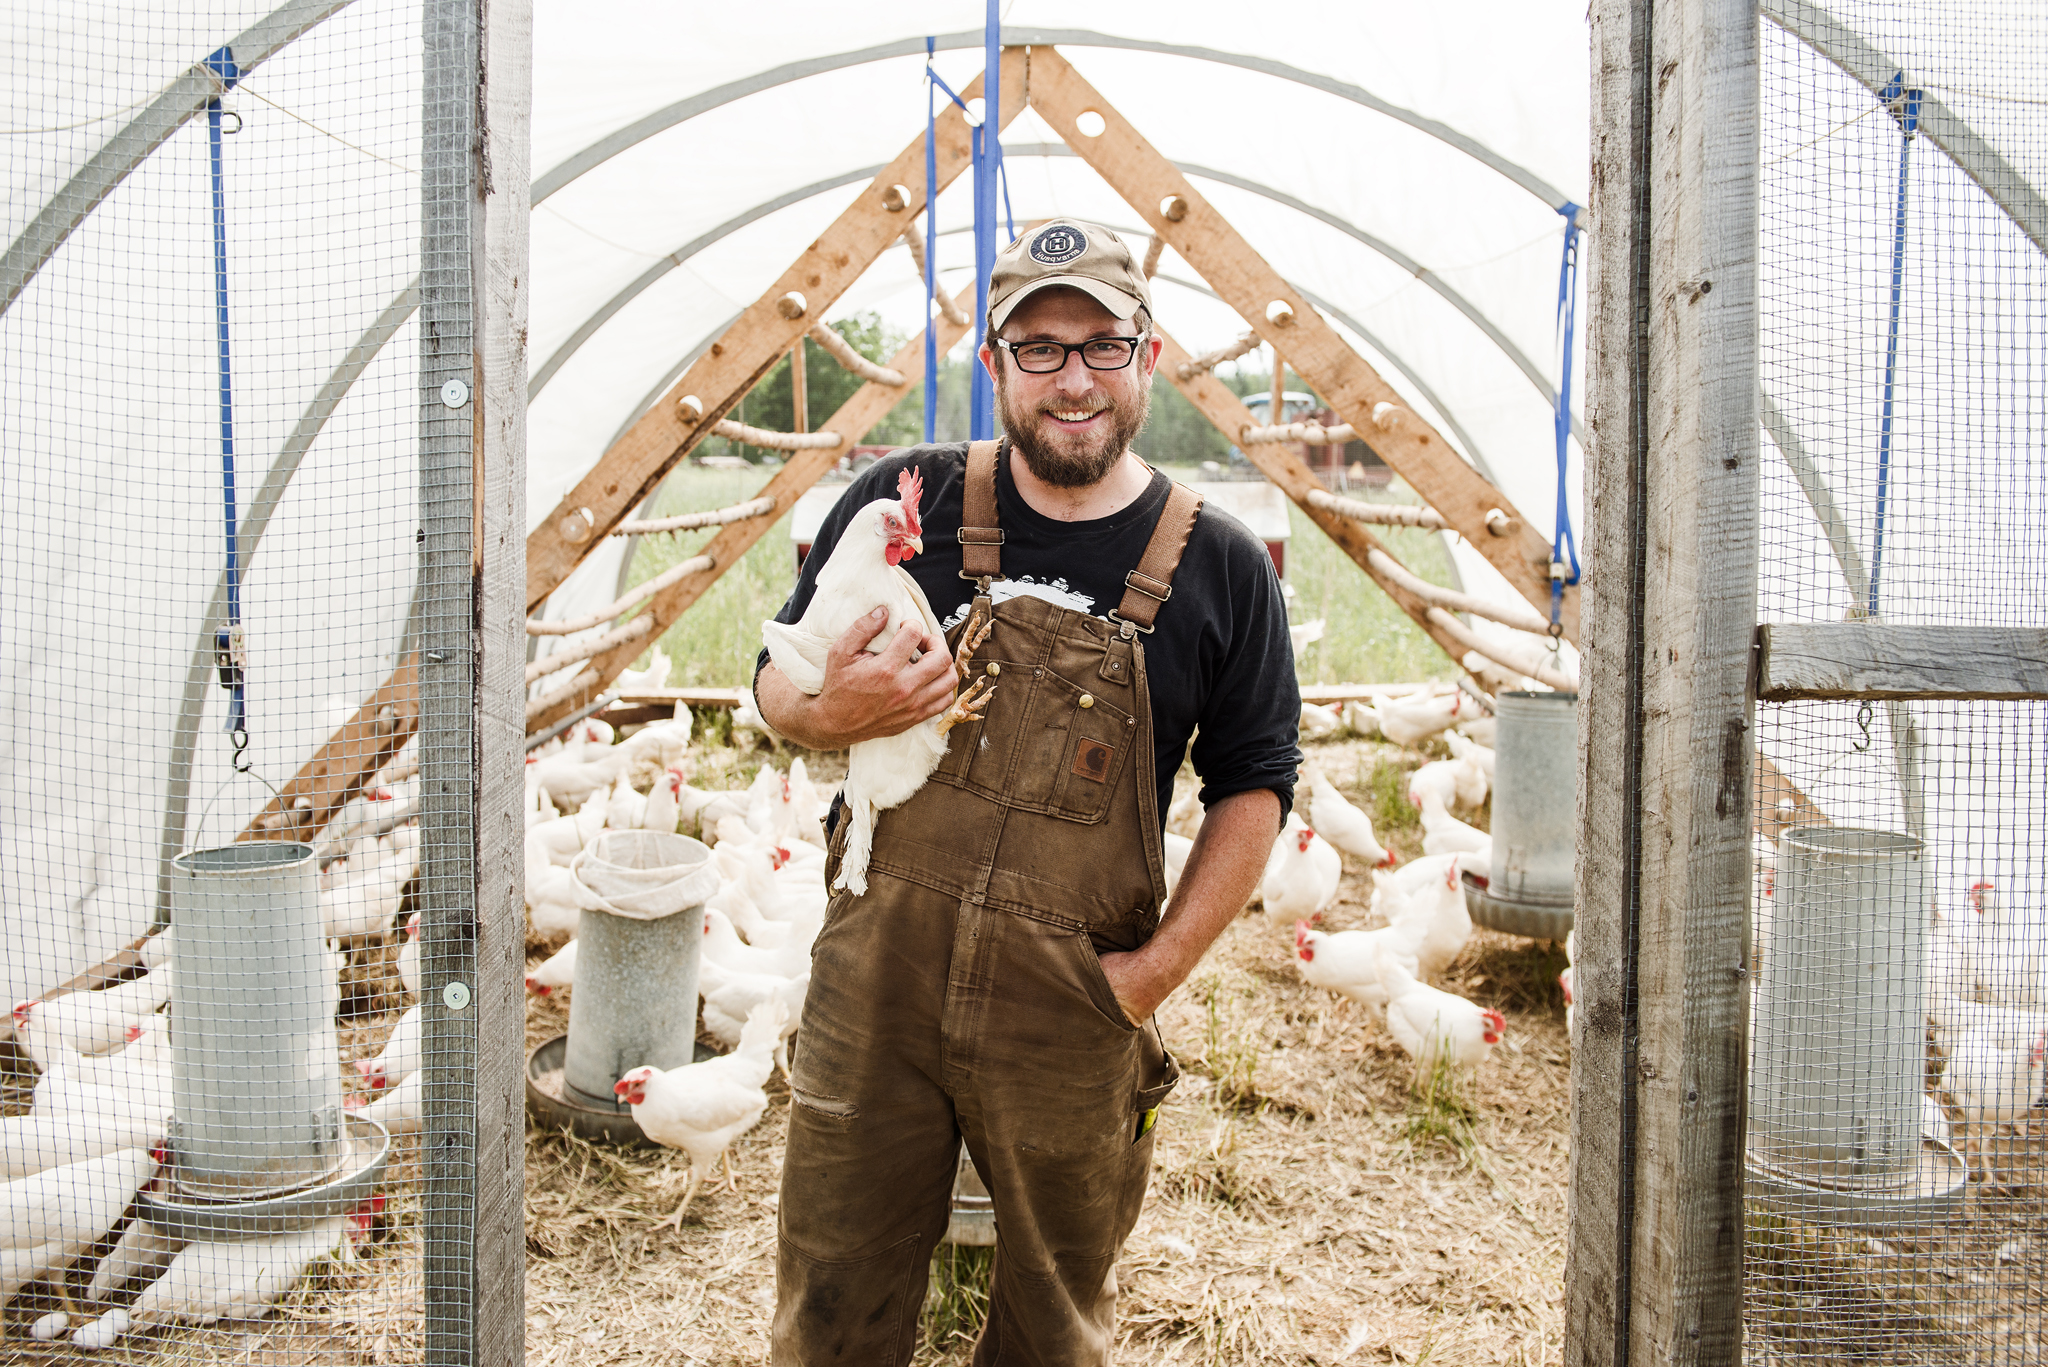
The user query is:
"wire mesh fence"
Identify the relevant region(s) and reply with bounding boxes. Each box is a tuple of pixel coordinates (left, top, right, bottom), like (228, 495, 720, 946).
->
(0, 0, 482, 1357)
(1750, 1, 2048, 1360)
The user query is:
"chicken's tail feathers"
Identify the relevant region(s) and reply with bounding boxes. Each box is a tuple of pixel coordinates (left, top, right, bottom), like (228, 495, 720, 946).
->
(740, 996, 791, 1049)
(831, 801, 875, 896)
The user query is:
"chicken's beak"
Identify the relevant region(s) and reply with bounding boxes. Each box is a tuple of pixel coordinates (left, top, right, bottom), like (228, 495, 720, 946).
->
(904, 536, 924, 557)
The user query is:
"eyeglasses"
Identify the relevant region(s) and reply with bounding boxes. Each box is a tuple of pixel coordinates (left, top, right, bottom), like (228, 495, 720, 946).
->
(995, 336, 1143, 374)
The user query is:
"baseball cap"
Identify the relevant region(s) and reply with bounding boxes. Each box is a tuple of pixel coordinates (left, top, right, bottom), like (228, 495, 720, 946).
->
(987, 219, 1152, 333)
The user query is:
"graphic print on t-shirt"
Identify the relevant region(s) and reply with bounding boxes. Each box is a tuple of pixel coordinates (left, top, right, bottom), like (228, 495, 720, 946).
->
(939, 575, 1097, 630)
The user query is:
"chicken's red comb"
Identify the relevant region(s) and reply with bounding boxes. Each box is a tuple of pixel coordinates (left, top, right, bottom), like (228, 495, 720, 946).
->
(1484, 1009, 1507, 1033)
(896, 467, 924, 536)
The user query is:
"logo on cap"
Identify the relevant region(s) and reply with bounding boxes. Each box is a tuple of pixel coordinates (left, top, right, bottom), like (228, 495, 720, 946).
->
(1029, 225, 1088, 266)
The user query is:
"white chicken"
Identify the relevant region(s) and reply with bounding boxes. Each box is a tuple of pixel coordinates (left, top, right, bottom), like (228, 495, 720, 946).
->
(1444, 731, 1495, 781)
(617, 646, 672, 694)
(0, 1147, 157, 1303)
(1385, 854, 1473, 982)
(70, 1204, 377, 1348)
(1962, 881, 2048, 1008)
(615, 998, 786, 1227)
(1288, 617, 1325, 658)
(0, 1101, 160, 1182)
(604, 773, 649, 831)
(1293, 916, 1427, 1010)
(1418, 789, 1491, 861)
(1303, 764, 1393, 869)
(1362, 690, 1463, 749)
(702, 908, 810, 978)
(1376, 944, 1506, 1070)
(1456, 715, 1497, 747)
(321, 830, 415, 943)
(525, 938, 578, 996)
(355, 1004, 420, 1093)
(1260, 820, 1343, 929)
(86, 1216, 183, 1301)
(698, 962, 808, 1074)
(528, 795, 606, 867)
(12, 965, 172, 1066)
(529, 734, 628, 811)
(618, 716, 692, 789)
(761, 468, 993, 895)
(1409, 755, 1488, 812)
(1298, 702, 1342, 739)
(396, 911, 421, 997)
(346, 1068, 421, 1135)
(1941, 1026, 2047, 1182)
(1163, 832, 1195, 902)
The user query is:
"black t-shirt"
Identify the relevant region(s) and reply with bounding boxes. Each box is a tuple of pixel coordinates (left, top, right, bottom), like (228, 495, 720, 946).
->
(756, 442, 1301, 827)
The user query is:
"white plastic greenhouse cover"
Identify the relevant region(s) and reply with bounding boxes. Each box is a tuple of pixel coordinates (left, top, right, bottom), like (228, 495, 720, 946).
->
(5, 0, 2039, 1008)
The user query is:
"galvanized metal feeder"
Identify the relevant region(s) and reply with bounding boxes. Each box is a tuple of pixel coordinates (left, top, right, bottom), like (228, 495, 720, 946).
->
(140, 841, 389, 1240)
(1464, 690, 1577, 942)
(1746, 826, 1965, 1225)
(525, 829, 720, 1143)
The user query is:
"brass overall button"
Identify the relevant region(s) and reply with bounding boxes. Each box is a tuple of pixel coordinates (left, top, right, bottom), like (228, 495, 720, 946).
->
(1078, 693, 1095, 709)
(985, 662, 1001, 677)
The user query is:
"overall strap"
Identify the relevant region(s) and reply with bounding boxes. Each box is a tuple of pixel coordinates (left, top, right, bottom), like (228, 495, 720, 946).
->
(958, 438, 1005, 583)
(1112, 481, 1204, 635)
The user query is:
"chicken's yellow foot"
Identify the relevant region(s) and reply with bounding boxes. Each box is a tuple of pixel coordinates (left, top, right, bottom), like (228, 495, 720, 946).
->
(953, 610, 993, 683)
(934, 678, 995, 737)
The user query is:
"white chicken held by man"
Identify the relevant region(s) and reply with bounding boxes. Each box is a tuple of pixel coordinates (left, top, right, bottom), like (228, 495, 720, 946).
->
(615, 998, 787, 1227)
(762, 469, 994, 895)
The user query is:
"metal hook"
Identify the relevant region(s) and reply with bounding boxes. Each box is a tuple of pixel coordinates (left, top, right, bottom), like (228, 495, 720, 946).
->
(1849, 701, 1874, 755)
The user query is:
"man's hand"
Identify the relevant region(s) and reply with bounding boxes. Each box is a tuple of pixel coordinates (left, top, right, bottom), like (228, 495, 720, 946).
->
(1091, 788, 1283, 1025)
(756, 607, 958, 751)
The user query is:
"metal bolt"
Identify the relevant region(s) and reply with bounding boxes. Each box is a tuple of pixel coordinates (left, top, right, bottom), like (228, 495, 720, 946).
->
(1078, 694, 1094, 710)
(443, 981, 471, 1011)
(426, 651, 446, 663)
(440, 378, 469, 409)
(985, 662, 1000, 677)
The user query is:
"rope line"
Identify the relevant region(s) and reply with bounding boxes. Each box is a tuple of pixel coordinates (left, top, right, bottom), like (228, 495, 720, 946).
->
(1304, 488, 1448, 531)
(808, 323, 906, 386)
(611, 495, 777, 538)
(526, 553, 716, 639)
(1548, 200, 1583, 636)
(205, 45, 248, 743)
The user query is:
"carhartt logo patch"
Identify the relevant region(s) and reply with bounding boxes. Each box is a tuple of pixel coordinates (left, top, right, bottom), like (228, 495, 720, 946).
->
(1073, 738, 1114, 783)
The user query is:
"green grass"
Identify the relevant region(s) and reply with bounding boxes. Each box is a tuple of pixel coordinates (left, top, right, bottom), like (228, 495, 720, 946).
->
(920, 1244, 995, 1356)
(613, 466, 1465, 689)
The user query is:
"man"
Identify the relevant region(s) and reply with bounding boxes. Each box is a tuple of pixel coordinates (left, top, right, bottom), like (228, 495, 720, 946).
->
(758, 219, 1300, 1364)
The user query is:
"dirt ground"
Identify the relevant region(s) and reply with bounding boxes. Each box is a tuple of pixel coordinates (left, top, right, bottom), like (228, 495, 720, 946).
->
(521, 734, 1575, 1365)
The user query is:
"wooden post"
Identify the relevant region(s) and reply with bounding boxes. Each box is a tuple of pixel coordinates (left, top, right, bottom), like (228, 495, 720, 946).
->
(1569, 0, 1757, 1363)
(420, 0, 526, 1363)
(790, 337, 808, 433)
(1023, 46, 1576, 637)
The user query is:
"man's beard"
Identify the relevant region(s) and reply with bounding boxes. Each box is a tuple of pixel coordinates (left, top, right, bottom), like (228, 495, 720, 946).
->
(997, 374, 1151, 490)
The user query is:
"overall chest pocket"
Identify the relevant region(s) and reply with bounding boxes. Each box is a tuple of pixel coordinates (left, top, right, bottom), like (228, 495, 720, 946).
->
(1017, 669, 1136, 825)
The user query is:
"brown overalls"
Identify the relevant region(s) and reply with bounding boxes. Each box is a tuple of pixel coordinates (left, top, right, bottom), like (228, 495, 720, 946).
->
(773, 441, 1199, 1365)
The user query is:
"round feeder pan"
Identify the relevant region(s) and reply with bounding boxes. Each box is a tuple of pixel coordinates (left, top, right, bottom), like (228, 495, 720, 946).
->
(138, 1112, 391, 1241)
(1746, 1137, 1968, 1228)
(526, 1032, 715, 1147)
(1463, 872, 1573, 942)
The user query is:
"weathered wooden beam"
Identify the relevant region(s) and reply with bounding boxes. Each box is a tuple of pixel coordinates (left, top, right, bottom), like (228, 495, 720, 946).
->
(523, 48, 1027, 613)
(240, 658, 419, 840)
(1569, 0, 1756, 1362)
(523, 282, 980, 733)
(1024, 47, 1577, 639)
(1757, 623, 2048, 701)
(1154, 330, 1500, 681)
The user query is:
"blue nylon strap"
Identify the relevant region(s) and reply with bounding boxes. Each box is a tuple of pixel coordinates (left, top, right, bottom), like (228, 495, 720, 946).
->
(924, 39, 939, 443)
(967, 0, 1000, 442)
(1549, 201, 1582, 632)
(1869, 71, 1921, 620)
(206, 45, 247, 739)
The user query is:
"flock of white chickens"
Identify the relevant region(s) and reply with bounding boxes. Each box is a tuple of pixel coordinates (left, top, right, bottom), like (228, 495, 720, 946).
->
(515, 680, 1535, 1236)
(1250, 687, 1515, 1074)
(0, 751, 426, 1348)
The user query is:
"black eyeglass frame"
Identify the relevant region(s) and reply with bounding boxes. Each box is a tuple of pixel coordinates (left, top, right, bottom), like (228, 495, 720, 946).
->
(993, 336, 1145, 374)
